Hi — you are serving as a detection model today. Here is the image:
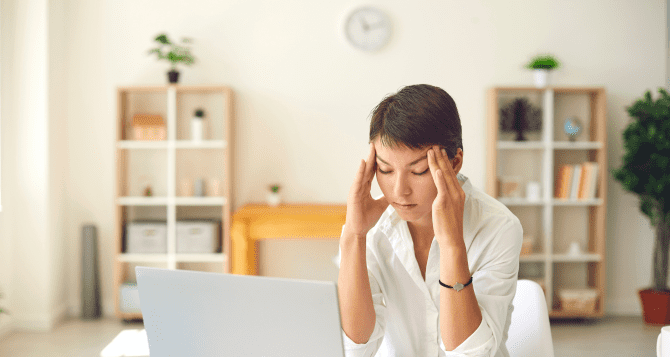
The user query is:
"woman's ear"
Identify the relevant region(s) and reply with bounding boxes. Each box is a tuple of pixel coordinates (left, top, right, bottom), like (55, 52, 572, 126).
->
(451, 148, 463, 174)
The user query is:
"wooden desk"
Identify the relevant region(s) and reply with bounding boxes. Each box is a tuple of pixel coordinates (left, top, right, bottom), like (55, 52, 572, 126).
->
(231, 203, 347, 275)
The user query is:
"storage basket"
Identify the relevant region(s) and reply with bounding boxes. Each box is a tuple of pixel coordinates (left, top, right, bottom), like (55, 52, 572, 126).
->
(558, 288, 598, 313)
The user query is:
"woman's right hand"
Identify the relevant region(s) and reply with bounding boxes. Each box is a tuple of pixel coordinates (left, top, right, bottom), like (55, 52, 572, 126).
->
(344, 142, 390, 239)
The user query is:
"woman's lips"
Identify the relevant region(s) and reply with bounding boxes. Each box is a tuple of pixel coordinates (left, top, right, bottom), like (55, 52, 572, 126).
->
(395, 203, 416, 209)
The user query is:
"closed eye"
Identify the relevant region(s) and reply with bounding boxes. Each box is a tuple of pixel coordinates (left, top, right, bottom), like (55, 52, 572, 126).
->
(378, 168, 429, 176)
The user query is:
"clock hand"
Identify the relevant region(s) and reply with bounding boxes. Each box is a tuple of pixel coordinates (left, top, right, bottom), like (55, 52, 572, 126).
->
(367, 22, 386, 30)
(359, 17, 370, 32)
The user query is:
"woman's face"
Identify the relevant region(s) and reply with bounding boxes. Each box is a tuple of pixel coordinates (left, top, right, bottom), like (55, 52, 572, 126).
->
(373, 137, 462, 227)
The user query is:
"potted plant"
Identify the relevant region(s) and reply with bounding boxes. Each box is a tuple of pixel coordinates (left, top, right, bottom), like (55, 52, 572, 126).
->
(148, 33, 196, 84)
(499, 97, 542, 141)
(611, 88, 670, 325)
(191, 108, 205, 142)
(267, 184, 282, 207)
(0, 292, 8, 318)
(525, 54, 560, 88)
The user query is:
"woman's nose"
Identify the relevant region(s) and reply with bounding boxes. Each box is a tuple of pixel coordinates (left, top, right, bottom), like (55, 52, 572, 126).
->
(393, 175, 411, 196)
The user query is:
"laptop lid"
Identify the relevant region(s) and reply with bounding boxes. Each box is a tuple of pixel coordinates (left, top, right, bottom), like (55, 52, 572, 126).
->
(135, 266, 345, 357)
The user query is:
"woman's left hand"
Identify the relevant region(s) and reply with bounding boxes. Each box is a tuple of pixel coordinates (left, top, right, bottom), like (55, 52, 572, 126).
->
(427, 145, 466, 249)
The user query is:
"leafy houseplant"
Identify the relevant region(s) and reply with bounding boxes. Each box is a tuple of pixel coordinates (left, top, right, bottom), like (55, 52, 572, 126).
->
(499, 97, 542, 141)
(525, 54, 560, 88)
(0, 292, 7, 316)
(148, 33, 196, 84)
(267, 184, 282, 207)
(611, 88, 670, 325)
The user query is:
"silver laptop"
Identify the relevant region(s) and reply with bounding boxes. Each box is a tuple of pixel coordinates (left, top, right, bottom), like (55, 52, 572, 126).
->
(135, 266, 345, 357)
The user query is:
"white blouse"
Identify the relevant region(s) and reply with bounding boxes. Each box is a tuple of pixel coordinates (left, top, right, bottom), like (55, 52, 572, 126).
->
(336, 173, 523, 357)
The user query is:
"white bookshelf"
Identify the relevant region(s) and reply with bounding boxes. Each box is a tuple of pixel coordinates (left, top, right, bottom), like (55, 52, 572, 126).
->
(487, 86, 607, 319)
(114, 85, 233, 320)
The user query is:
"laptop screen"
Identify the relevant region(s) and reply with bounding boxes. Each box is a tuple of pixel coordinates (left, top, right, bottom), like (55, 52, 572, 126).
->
(135, 266, 345, 357)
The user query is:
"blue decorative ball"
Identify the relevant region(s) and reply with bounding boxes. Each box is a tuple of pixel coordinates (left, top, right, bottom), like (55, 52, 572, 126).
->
(563, 117, 583, 141)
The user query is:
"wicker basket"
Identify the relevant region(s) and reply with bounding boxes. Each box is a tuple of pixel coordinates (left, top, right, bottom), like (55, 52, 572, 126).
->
(558, 288, 598, 313)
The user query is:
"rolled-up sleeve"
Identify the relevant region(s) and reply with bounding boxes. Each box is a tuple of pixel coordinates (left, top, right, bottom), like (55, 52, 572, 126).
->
(439, 217, 523, 356)
(335, 225, 387, 357)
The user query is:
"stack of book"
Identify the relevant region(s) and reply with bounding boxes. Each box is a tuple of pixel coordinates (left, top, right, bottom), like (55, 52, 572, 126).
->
(554, 162, 599, 200)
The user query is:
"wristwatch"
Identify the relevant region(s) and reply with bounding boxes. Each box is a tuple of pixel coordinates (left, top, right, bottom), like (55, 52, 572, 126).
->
(439, 276, 473, 292)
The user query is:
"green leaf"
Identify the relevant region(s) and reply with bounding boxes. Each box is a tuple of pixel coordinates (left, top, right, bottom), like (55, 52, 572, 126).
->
(154, 34, 170, 45)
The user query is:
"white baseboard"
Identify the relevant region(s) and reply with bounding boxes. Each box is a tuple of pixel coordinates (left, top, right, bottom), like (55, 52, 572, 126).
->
(606, 297, 642, 316)
(10, 302, 68, 332)
(0, 316, 14, 341)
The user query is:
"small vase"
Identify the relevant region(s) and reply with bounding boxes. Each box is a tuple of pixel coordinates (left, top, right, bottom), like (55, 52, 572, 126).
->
(266, 192, 281, 207)
(168, 70, 180, 84)
(533, 69, 549, 88)
(191, 117, 203, 141)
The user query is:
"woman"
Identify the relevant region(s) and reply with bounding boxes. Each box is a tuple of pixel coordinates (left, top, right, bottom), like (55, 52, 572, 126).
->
(337, 84, 523, 357)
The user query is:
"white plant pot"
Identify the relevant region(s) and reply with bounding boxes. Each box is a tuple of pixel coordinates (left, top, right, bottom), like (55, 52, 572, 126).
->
(266, 192, 281, 206)
(533, 69, 549, 88)
(191, 117, 203, 141)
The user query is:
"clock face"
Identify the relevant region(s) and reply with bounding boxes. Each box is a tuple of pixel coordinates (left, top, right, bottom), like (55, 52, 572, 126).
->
(344, 7, 392, 52)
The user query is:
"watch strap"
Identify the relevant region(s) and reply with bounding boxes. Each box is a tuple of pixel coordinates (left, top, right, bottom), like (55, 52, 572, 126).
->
(439, 276, 473, 292)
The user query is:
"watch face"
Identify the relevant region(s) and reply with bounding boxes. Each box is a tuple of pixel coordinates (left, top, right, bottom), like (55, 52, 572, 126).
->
(344, 7, 392, 52)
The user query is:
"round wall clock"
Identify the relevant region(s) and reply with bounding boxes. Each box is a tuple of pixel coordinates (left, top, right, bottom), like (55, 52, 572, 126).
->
(344, 7, 392, 52)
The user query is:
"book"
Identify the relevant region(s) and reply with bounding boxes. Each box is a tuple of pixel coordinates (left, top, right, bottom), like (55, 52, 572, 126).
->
(570, 164, 582, 200)
(578, 162, 592, 200)
(556, 165, 573, 199)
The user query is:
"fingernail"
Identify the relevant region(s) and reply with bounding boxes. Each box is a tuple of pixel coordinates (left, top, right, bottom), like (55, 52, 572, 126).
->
(441, 148, 446, 156)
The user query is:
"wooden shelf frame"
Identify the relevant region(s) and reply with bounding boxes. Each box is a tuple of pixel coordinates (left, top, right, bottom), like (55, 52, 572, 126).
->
(486, 86, 607, 319)
(113, 85, 234, 320)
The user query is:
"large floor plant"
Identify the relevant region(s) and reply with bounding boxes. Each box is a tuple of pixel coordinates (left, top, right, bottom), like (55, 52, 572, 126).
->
(612, 88, 670, 294)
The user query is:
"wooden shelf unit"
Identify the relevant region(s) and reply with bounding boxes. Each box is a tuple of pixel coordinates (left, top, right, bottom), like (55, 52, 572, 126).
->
(486, 86, 607, 319)
(114, 85, 234, 320)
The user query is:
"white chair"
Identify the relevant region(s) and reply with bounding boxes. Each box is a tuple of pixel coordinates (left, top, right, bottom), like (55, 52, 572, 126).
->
(505, 279, 555, 357)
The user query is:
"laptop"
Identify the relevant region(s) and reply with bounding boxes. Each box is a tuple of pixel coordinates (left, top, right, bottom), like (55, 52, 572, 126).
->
(135, 266, 345, 357)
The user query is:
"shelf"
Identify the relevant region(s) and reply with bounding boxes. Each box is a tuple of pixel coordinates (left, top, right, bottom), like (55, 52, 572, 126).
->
(496, 198, 603, 206)
(117, 196, 228, 206)
(496, 141, 603, 150)
(553, 141, 603, 150)
(552, 198, 603, 206)
(117, 197, 169, 205)
(520, 254, 547, 262)
(520, 253, 602, 263)
(117, 254, 168, 263)
(175, 197, 228, 206)
(117, 140, 227, 150)
(117, 253, 227, 263)
(552, 253, 602, 262)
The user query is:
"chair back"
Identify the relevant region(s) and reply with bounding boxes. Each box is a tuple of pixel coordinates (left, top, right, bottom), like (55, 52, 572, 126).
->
(505, 279, 555, 357)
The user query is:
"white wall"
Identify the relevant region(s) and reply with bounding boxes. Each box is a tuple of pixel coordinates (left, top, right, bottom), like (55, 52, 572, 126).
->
(0, 0, 666, 333)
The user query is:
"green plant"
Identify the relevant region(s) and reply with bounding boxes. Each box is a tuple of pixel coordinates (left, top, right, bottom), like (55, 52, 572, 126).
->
(148, 33, 196, 71)
(194, 108, 205, 118)
(0, 292, 7, 315)
(269, 184, 281, 193)
(525, 54, 560, 70)
(611, 88, 670, 292)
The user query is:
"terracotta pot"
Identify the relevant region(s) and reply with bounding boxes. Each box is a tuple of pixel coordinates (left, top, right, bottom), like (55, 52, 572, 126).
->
(639, 288, 670, 325)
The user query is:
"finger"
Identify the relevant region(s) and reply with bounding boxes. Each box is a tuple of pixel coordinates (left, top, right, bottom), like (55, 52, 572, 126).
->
(352, 159, 366, 191)
(427, 149, 445, 195)
(435, 146, 458, 193)
(365, 142, 376, 183)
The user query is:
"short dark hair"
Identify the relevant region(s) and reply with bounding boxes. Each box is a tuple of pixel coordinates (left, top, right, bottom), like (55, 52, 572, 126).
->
(368, 84, 463, 159)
